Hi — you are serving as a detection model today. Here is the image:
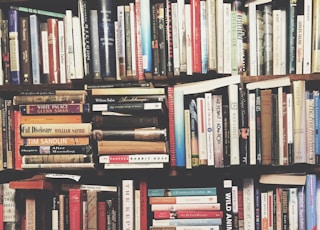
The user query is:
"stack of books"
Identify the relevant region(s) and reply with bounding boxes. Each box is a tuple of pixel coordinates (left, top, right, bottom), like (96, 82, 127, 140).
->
(148, 186, 222, 229)
(87, 83, 169, 169)
(13, 89, 94, 170)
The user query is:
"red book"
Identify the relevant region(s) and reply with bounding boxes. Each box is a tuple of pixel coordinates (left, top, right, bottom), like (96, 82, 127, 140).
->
(69, 188, 85, 230)
(13, 110, 22, 170)
(167, 86, 176, 166)
(153, 210, 224, 219)
(97, 201, 107, 230)
(47, 18, 60, 84)
(190, 0, 201, 73)
(140, 177, 147, 230)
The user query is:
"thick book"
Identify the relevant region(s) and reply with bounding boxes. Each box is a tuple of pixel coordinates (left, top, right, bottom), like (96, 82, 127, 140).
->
(91, 101, 166, 113)
(92, 128, 167, 141)
(19, 103, 90, 115)
(153, 210, 223, 219)
(149, 195, 217, 204)
(148, 187, 217, 197)
(306, 174, 317, 230)
(20, 114, 82, 124)
(22, 154, 93, 164)
(72, 16, 84, 79)
(47, 18, 60, 84)
(9, 174, 56, 190)
(69, 189, 85, 230)
(20, 123, 92, 137)
(13, 93, 87, 105)
(19, 144, 92, 155)
(19, 15, 31, 84)
(89, 87, 165, 96)
(97, 0, 116, 79)
(97, 140, 168, 155)
(260, 89, 272, 165)
(22, 137, 89, 146)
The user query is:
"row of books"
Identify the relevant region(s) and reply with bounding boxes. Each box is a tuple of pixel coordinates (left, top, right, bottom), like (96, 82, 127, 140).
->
(169, 75, 320, 168)
(3, 175, 144, 229)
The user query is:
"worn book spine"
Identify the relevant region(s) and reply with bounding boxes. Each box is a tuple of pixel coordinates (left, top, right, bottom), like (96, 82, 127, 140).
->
(19, 15, 31, 84)
(20, 114, 82, 124)
(261, 89, 272, 165)
(97, 140, 168, 155)
(19, 103, 90, 115)
(167, 86, 176, 166)
(22, 154, 92, 164)
(149, 195, 217, 204)
(229, 84, 239, 165)
(20, 144, 92, 155)
(156, 3, 167, 77)
(20, 123, 92, 137)
(9, 6, 65, 18)
(212, 94, 224, 168)
(122, 180, 134, 230)
(89, 10, 101, 81)
(13, 94, 86, 105)
(92, 128, 167, 141)
(148, 187, 217, 197)
(151, 3, 160, 77)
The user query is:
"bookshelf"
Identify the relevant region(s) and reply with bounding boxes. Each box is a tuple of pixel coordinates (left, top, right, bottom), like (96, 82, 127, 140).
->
(0, 0, 319, 229)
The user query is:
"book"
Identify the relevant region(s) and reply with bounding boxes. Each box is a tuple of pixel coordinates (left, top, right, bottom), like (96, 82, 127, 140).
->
(52, 196, 59, 230)
(103, 162, 164, 169)
(152, 218, 222, 226)
(2, 19, 10, 85)
(21, 162, 95, 169)
(91, 101, 166, 113)
(135, 0, 145, 80)
(22, 137, 90, 146)
(122, 179, 134, 230)
(19, 144, 92, 155)
(303, 0, 312, 74)
(29, 14, 41, 84)
(19, 15, 31, 84)
(40, 22, 49, 83)
(189, 97, 199, 167)
(259, 173, 306, 185)
(13, 94, 87, 105)
(148, 187, 217, 197)
(184, 108, 192, 169)
(97, 140, 168, 155)
(92, 128, 167, 141)
(64, 10, 75, 82)
(153, 210, 223, 219)
(87, 190, 98, 230)
(99, 154, 169, 164)
(156, 2, 167, 77)
(178, 0, 187, 73)
(197, 97, 207, 166)
(47, 18, 60, 84)
(296, 14, 304, 74)
(191, 0, 201, 73)
(58, 20, 66, 83)
(22, 154, 93, 164)
(117, 5, 126, 80)
(248, 92, 256, 165)
(207, 0, 217, 72)
(151, 203, 221, 211)
(313, 0, 320, 72)
(72, 16, 84, 79)
(212, 94, 224, 168)
(223, 179, 233, 229)
(242, 178, 255, 230)
(238, 87, 249, 165)
(9, 175, 56, 190)
(229, 84, 240, 165)
(288, 187, 298, 229)
(149, 195, 217, 204)
(19, 103, 90, 115)
(69, 189, 85, 230)
(9, 6, 65, 18)
(223, 104, 230, 166)
(150, 227, 220, 230)
(245, 76, 291, 91)
(89, 9, 101, 81)
(260, 89, 272, 165)
(20, 123, 92, 137)
(167, 86, 176, 167)
(306, 174, 316, 230)
(8, 9, 20, 85)
(89, 87, 165, 96)
(204, 93, 214, 166)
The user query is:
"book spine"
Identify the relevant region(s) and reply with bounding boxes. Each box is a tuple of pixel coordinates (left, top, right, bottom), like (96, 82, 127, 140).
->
(212, 94, 224, 168)
(223, 179, 233, 229)
(152, 218, 222, 226)
(117, 5, 126, 80)
(5, 100, 13, 169)
(282, 188, 289, 229)
(248, 92, 256, 165)
(197, 97, 207, 165)
(171, 3, 179, 76)
(99, 154, 169, 163)
(288, 187, 298, 230)
(40, 22, 49, 83)
(72, 16, 84, 79)
(185, 4, 192, 76)
(134, 0, 145, 80)
(314, 91, 320, 164)
(148, 187, 217, 197)
(223, 104, 230, 166)
(207, 0, 216, 72)
(104, 162, 164, 169)
(92, 102, 164, 113)
(239, 87, 249, 165)
(64, 10, 75, 82)
(87, 190, 98, 230)
(97, 200, 106, 230)
(243, 178, 255, 230)
(223, 3, 232, 74)
(177, 0, 186, 73)
(58, 20, 66, 83)
(149, 195, 217, 204)
(19, 16, 31, 84)
(303, 0, 312, 74)
(167, 86, 176, 166)
(165, 0, 173, 76)
(139, 177, 147, 230)
(47, 18, 60, 84)
(124, 5, 133, 78)
(19, 103, 90, 115)
(22, 137, 89, 146)
(296, 14, 304, 74)
(157, 3, 167, 76)
(13, 110, 22, 170)
(129, 3, 136, 77)
(122, 180, 134, 230)
(200, 0, 208, 74)
(52, 196, 59, 230)
(287, 0, 297, 74)
(78, 0, 91, 78)
(151, 3, 160, 76)
(263, 4, 273, 75)
(29, 14, 41, 84)
(174, 87, 185, 167)
(8, 9, 20, 85)
(191, 0, 201, 73)
(22, 162, 95, 169)
(69, 189, 84, 230)
(20, 145, 91, 155)
(306, 174, 317, 230)
(248, 2, 257, 76)
(20, 123, 92, 137)
(89, 10, 101, 81)
(13, 94, 86, 105)
(261, 89, 272, 165)
(298, 186, 306, 230)
(2, 19, 10, 85)
(205, 93, 214, 166)
(9, 6, 65, 18)
(92, 128, 167, 141)
(287, 92, 294, 164)
(22, 154, 92, 164)
(229, 84, 240, 165)
(151, 203, 221, 211)
(0, 99, 7, 169)
(306, 91, 315, 164)
(184, 108, 192, 169)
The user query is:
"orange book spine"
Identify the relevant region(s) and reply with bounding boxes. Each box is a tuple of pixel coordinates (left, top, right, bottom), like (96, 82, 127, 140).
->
(14, 111, 22, 170)
(20, 114, 82, 124)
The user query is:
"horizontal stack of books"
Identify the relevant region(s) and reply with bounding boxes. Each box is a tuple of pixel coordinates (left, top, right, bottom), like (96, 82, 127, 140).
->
(87, 83, 169, 169)
(148, 186, 222, 229)
(13, 89, 94, 170)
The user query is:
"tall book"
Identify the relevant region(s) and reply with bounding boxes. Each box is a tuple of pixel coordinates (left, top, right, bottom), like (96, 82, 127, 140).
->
(69, 189, 85, 230)
(229, 84, 240, 165)
(58, 20, 66, 83)
(64, 10, 75, 82)
(124, 5, 133, 78)
(238, 87, 249, 165)
(47, 18, 60, 84)
(140, 0, 153, 79)
(2, 19, 10, 85)
(191, 0, 201, 73)
(72, 16, 84, 79)
(8, 9, 20, 85)
(165, 0, 174, 76)
(292, 80, 307, 163)
(89, 10, 101, 81)
(151, 2, 160, 77)
(171, 2, 180, 76)
(189, 97, 199, 167)
(306, 174, 316, 230)
(19, 15, 31, 84)
(197, 97, 207, 166)
(40, 22, 49, 83)
(312, 0, 320, 73)
(117, 5, 126, 80)
(200, 0, 208, 74)
(248, 91, 256, 165)
(135, 0, 145, 80)
(122, 179, 134, 230)
(0, 9, 3, 85)
(212, 94, 224, 168)
(207, 0, 217, 72)
(97, 0, 116, 80)
(216, 0, 224, 73)
(156, 2, 166, 76)
(177, 0, 187, 73)
(260, 89, 272, 165)
(223, 179, 233, 229)
(296, 14, 304, 74)
(242, 178, 255, 230)
(286, 0, 297, 74)
(303, 0, 312, 74)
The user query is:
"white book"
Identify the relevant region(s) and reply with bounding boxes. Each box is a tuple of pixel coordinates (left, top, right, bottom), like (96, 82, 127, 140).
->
(223, 3, 231, 74)
(272, 9, 281, 75)
(72, 16, 84, 79)
(61, 184, 117, 192)
(99, 154, 169, 163)
(185, 4, 193, 75)
(151, 203, 221, 211)
(171, 2, 180, 76)
(287, 92, 294, 163)
(245, 76, 291, 90)
(303, 0, 312, 74)
(117, 5, 126, 79)
(104, 163, 164, 169)
(248, 2, 257, 76)
(288, 187, 298, 230)
(205, 92, 214, 166)
(242, 178, 255, 230)
(229, 84, 239, 165)
(135, 190, 141, 230)
(58, 20, 66, 83)
(122, 180, 134, 230)
(150, 227, 220, 230)
(178, 0, 187, 73)
(279, 10, 287, 75)
(200, 0, 208, 74)
(184, 109, 192, 169)
(129, 3, 136, 76)
(278, 87, 284, 165)
(64, 10, 75, 82)
(114, 21, 120, 80)
(197, 97, 207, 166)
(306, 91, 315, 164)
(296, 14, 304, 74)
(212, 94, 224, 168)
(22, 162, 95, 169)
(216, 0, 224, 73)
(232, 185, 238, 220)
(293, 80, 307, 163)
(51, 197, 59, 230)
(248, 92, 256, 165)
(261, 192, 268, 230)
(29, 14, 41, 85)
(40, 22, 49, 81)
(3, 183, 17, 222)
(207, 0, 217, 71)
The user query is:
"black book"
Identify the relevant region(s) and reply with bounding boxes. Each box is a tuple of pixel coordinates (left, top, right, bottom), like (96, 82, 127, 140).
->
(238, 87, 249, 165)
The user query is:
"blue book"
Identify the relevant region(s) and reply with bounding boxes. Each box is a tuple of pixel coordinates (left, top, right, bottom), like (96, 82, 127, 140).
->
(8, 9, 20, 85)
(254, 185, 261, 230)
(298, 185, 306, 230)
(306, 174, 316, 230)
(152, 218, 222, 226)
(29, 14, 41, 85)
(140, 0, 153, 75)
(147, 187, 217, 197)
(97, 0, 116, 80)
(314, 91, 320, 164)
